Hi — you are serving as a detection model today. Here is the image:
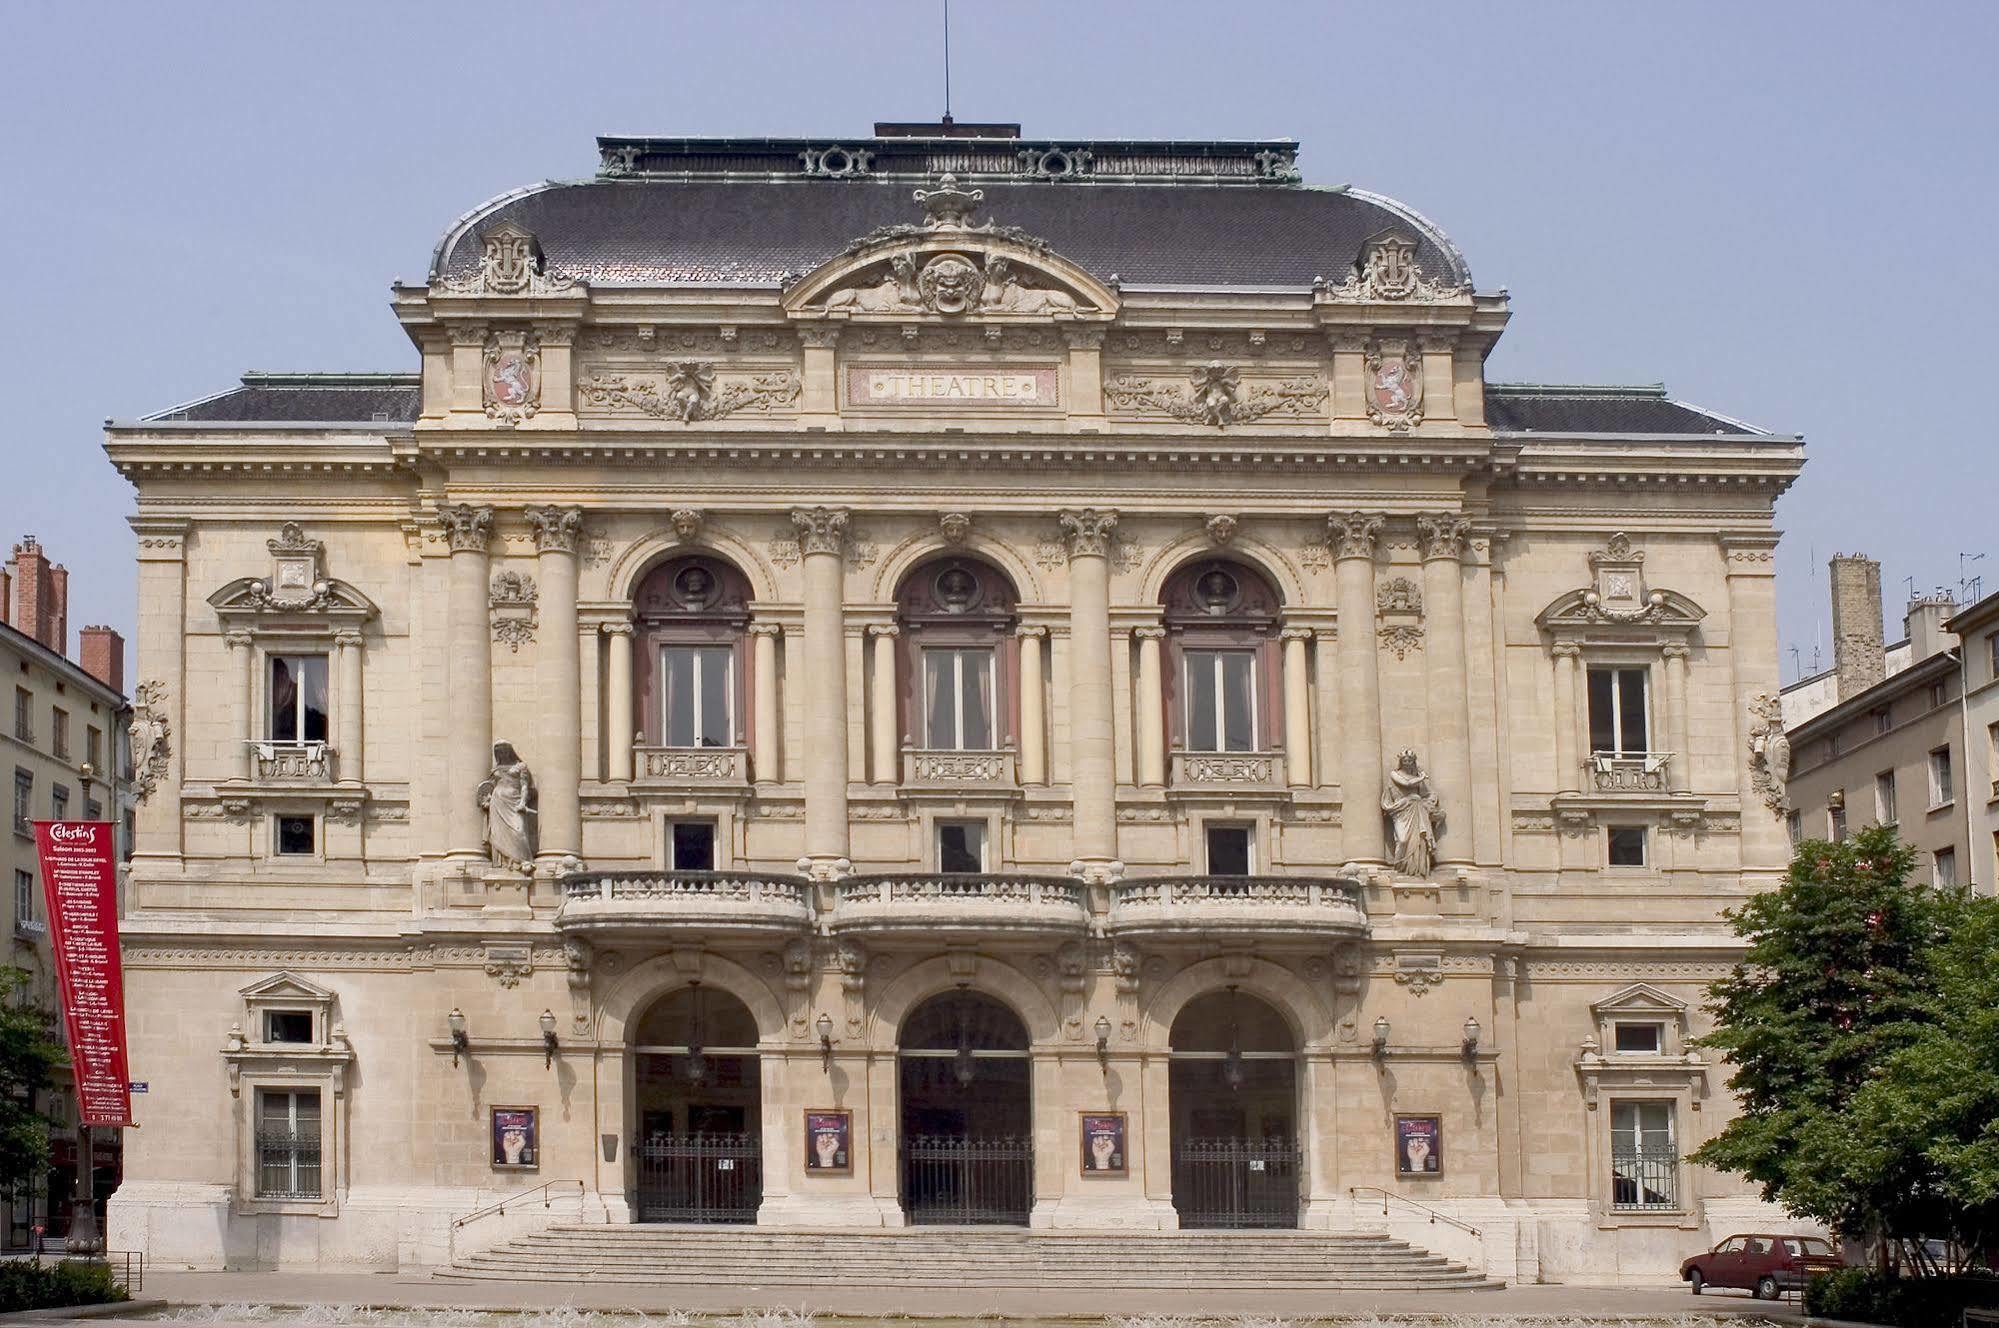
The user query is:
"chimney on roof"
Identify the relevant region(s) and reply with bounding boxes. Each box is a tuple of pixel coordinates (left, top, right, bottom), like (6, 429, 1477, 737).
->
(0, 564, 9, 628)
(1829, 554, 1885, 700)
(79, 626, 124, 695)
(1905, 593, 1960, 664)
(6, 535, 68, 655)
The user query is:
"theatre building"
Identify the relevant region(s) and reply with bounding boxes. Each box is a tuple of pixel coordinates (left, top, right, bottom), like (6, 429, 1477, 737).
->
(103, 125, 1807, 1282)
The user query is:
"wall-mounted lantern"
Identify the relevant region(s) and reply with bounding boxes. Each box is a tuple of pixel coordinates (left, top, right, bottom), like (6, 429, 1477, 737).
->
(1461, 1015, 1482, 1062)
(1094, 1015, 1113, 1074)
(540, 1009, 559, 1069)
(1371, 1016, 1390, 1063)
(817, 1012, 835, 1073)
(448, 1008, 469, 1067)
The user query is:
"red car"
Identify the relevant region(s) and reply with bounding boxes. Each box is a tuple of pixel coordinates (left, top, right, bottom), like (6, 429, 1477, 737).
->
(1682, 1233, 1844, 1298)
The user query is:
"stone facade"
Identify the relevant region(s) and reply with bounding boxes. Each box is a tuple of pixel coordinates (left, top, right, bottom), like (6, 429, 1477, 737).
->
(102, 129, 1808, 1281)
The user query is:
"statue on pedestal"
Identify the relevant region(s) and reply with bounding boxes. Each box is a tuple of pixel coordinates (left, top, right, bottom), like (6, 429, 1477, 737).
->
(1382, 750, 1444, 878)
(477, 740, 537, 871)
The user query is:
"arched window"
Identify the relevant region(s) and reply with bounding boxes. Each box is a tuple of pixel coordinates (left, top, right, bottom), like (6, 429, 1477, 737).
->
(1160, 558, 1283, 755)
(633, 554, 753, 750)
(896, 557, 1018, 754)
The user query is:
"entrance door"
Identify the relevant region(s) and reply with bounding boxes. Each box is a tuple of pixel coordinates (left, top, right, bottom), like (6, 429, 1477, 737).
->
(1168, 987, 1301, 1229)
(897, 990, 1033, 1225)
(631, 983, 762, 1223)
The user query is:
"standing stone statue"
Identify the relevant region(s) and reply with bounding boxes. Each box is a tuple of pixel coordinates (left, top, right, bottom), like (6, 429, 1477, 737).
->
(1382, 750, 1444, 878)
(477, 740, 538, 871)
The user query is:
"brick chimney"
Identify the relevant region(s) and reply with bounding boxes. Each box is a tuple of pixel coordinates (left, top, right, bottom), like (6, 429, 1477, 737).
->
(78, 626, 124, 695)
(1830, 554, 1885, 700)
(7, 536, 68, 654)
(0, 564, 9, 627)
(1905, 593, 1960, 664)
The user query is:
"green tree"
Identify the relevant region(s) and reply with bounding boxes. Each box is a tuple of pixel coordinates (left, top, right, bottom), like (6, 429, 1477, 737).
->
(1692, 824, 1952, 1245)
(0, 966, 65, 1200)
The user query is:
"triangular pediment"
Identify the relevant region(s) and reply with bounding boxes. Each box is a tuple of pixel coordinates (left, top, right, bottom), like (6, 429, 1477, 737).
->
(1590, 982, 1688, 1020)
(209, 576, 378, 625)
(240, 971, 336, 1003)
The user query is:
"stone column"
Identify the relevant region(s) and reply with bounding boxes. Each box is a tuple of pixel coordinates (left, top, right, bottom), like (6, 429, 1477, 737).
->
(1663, 644, 1691, 793)
(794, 507, 852, 874)
(604, 622, 634, 783)
(1060, 509, 1120, 869)
(1329, 513, 1385, 859)
(227, 630, 254, 781)
(443, 504, 495, 858)
(335, 629, 363, 785)
(1418, 514, 1473, 860)
(1552, 643, 1582, 794)
(749, 623, 781, 785)
(869, 625, 900, 785)
(1722, 535, 1789, 876)
(1134, 627, 1166, 788)
(1281, 627, 1313, 788)
(1017, 626, 1047, 786)
(527, 506, 583, 862)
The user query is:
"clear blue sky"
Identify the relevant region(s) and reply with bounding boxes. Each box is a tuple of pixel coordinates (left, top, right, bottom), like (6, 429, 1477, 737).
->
(3, 0, 1993, 681)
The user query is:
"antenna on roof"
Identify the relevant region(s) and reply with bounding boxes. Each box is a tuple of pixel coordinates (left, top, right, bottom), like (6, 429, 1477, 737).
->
(1961, 552, 1987, 603)
(942, 0, 953, 124)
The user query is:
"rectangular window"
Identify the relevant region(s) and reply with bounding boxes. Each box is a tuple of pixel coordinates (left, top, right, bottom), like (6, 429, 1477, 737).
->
(50, 784, 67, 822)
(123, 810, 135, 862)
(1928, 680, 1948, 710)
(264, 1011, 314, 1044)
(83, 800, 101, 823)
(1989, 723, 1999, 795)
(937, 820, 985, 874)
(1934, 848, 1957, 888)
(1607, 826, 1647, 867)
(1989, 632, 1999, 681)
(1613, 1023, 1663, 1054)
(256, 1088, 323, 1199)
(1587, 667, 1650, 757)
(1184, 649, 1257, 753)
(13, 688, 31, 744)
(12, 869, 31, 927)
(1875, 771, 1897, 825)
(266, 655, 330, 743)
(1930, 747, 1954, 807)
(50, 708, 68, 760)
(275, 815, 315, 856)
(1829, 804, 1848, 842)
(922, 647, 995, 750)
(660, 645, 733, 747)
(1205, 823, 1253, 875)
(85, 725, 101, 771)
(1872, 707, 1892, 736)
(1610, 1100, 1677, 1210)
(1786, 810, 1801, 846)
(11, 770, 30, 837)
(669, 820, 716, 871)
(1827, 730, 1843, 758)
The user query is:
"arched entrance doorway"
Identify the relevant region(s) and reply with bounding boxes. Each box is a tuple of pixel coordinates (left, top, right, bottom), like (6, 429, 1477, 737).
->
(897, 989, 1033, 1225)
(630, 983, 761, 1223)
(1168, 986, 1301, 1228)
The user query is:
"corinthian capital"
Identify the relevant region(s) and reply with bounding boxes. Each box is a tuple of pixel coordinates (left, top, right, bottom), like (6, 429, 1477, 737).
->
(790, 506, 850, 557)
(1326, 512, 1385, 561)
(1058, 508, 1119, 559)
(525, 504, 584, 554)
(441, 504, 495, 553)
(1416, 513, 1472, 563)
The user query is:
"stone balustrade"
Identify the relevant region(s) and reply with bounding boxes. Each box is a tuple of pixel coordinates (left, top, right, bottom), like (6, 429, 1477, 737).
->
(902, 748, 1016, 787)
(249, 740, 332, 782)
(1108, 873, 1367, 941)
(829, 872, 1089, 938)
(633, 745, 750, 787)
(1587, 752, 1671, 793)
(555, 869, 813, 939)
(1169, 750, 1286, 788)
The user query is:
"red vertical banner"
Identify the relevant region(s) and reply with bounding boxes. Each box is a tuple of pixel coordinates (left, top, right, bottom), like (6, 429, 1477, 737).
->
(33, 821, 131, 1128)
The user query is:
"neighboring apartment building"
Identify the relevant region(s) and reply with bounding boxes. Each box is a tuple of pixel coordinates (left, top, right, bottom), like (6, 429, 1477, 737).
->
(1, 535, 130, 1245)
(102, 124, 1807, 1282)
(1786, 554, 1993, 892)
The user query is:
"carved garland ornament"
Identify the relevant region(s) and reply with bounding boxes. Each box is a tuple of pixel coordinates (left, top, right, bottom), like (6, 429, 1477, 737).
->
(578, 363, 801, 423)
(1103, 362, 1327, 428)
(128, 679, 172, 803)
(1747, 692, 1790, 815)
(489, 570, 538, 653)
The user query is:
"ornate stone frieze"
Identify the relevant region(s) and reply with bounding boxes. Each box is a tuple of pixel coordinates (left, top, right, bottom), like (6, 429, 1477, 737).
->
(482, 331, 541, 426)
(129, 679, 171, 803)
(1416, 513, 1472, 562)
(1177, 754, 1277, 784)
(1747, 692, 1790, 814)
(1327, 512, 1385, 561)
(1377, 575, 1422, 615)
(524, 505, 584, 555)
(790, 506, 850, 557)
(433, 222, 579, 297)
(442, 505, 495, 553)
(1538, 534, 1706, 637)
(1058, 508, 1119, 559)
(1103, 362, 1326, 428)
(1376, 575, 1425, 659)
(1320, 231, 1466, 303)
(800, 144, 874, 177)
(1364, 343, 1424, 431)
(577, 364, 801, 423)
(489, 569, 538, 653)
(482, 942, 534, 989)
(823, 250, 1086, 317)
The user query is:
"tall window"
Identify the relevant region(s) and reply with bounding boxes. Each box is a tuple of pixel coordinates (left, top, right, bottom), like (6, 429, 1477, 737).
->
(11, 770, 29, 837)
(256, 1088, 322, 1198)
(923, 648, 994, 750)
(1205, 823, 1253, 874)
(1929, 747, 1954, 807)
(50, 785, 67, 822)
(1829, 803, 1847, 842)
(1610, 1101, 1676, 1210)
(1874, 770, 1897, 825)
(85, 725, 101, 771)
(1587, 667, 1649, 756)
(937, 820, 986, 873)
(1160, 558, 1282, 761)
(661, 646, 732, 747)
(50, 708, 68, 760)
(1184, 650, 1257, 752)
(13, 869, 31, 927)
(1934, 848, 1957, 888)
(267, 655, 329, 744)
(13, 689, 30, 744)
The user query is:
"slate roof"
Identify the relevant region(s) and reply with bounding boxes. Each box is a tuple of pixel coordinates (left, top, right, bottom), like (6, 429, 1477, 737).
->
(1486, 384, 1764, 436)
(145, 373, 420, 424)
(430, 180, 1473, 291)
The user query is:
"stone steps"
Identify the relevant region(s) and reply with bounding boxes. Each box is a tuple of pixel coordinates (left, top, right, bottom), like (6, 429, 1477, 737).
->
(441, 1226, 1503, 1290)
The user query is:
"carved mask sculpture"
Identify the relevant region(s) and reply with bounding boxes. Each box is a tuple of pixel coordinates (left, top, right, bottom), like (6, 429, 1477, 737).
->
(918, 254, 984, 314)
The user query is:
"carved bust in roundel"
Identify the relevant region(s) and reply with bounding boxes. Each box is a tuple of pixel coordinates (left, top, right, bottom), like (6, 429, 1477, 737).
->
(918, 254, 984, 314)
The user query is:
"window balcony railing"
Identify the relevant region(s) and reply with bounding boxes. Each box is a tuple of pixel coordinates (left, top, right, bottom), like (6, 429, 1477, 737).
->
(1108, 874, 1367, 942)
(1588, 751, 1671, 793)
(634, 745, 750, 787)
(556, 869, 813, 939)
(1170, 751, 1286, 788)
(829, 872, 1088, 938)
(1610, 1147, 1679, 1211)
(249, 740, 332, 782)
(903, 748, 1016, 788)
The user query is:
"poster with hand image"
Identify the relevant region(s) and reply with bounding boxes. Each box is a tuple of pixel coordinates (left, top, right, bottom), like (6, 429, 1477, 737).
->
(805, 1109, 851, 1174)
(491, 1106, 538, 1171)
(1080, 1112, 1127, 1176)
(1395, 1114, 1441, 1176)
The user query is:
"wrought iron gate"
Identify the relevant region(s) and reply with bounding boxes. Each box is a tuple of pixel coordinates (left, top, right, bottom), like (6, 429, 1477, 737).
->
(900, 1135, 1033, 1225)
(634, 1132, 761, 1223)
(1172, 1137, 1300, 1228)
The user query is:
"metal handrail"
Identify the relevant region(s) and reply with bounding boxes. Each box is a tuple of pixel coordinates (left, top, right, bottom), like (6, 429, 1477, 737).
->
(1349, 1184, 1481, 1236)
(451, 1178, 585, 1230)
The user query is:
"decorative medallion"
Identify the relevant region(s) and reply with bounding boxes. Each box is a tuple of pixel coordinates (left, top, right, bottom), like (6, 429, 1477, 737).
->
(1321, 231, 1466, 303)
(433, 222, 579, 297)
(482, 334, 541, 426)
(1364, 344, 1423, 431)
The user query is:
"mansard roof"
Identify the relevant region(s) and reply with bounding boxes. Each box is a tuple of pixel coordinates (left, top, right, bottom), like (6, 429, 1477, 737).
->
(1487, 384, 1764, 437)
(146, 373, 420, 424)
(428, 134, 1474, 292)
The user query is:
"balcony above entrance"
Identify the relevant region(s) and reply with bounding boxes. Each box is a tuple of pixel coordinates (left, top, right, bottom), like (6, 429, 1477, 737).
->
(1107, 874, 1367, 943)
(827, 873, 1088, 939)
(557, 870, 812, 941)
